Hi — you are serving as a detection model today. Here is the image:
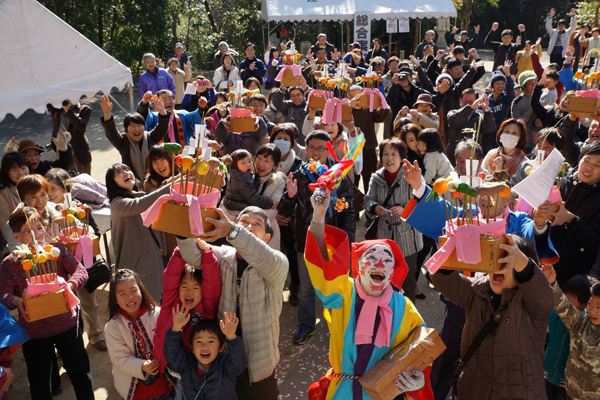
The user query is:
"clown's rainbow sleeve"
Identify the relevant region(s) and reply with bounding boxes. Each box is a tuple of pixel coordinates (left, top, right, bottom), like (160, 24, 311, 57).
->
(305, 225, 352, 309)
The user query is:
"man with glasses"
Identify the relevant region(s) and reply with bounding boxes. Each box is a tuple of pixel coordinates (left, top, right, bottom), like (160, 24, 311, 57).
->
(279, 130, 356, 345)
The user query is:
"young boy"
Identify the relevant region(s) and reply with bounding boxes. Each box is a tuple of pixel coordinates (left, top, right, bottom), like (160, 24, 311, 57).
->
(543, 274, 590, 400)
(543, 265, 600, 400)
(540, 70, 560, 107)
(164, 309, 248, 400)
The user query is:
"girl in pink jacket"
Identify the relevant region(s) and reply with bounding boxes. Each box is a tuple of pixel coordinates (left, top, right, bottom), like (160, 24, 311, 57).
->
(153, 240, 222, 374)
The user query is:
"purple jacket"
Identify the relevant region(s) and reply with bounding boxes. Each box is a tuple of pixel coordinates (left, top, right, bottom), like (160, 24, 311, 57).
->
(138, 68, 176, 101)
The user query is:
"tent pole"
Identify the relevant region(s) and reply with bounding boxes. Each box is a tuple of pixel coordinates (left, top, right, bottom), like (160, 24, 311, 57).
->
(127, 83, 133, 113)
(108, 93, 129, 115)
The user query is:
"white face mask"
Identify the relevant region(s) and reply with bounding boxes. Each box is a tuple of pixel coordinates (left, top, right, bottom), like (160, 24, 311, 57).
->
(500, 133, 520, 149)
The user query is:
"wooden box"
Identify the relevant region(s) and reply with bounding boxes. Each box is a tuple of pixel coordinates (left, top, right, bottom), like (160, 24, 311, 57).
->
(437, 235, 507, 273)
(359, 92, 382, 109)
(24, 289, 70, 322)
(308, 94, 326, 109)
(565, 96, 600, 118)
(58, 235, 101, 257)
(230, 117, 256, 133)
(151, 202, 219, 238)
(360, 326, 446, 400)
(281, 68, 301, 87)
(338, 104, 353, 122)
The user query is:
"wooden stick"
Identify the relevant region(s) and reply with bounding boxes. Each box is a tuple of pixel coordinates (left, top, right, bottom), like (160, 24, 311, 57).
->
(502, 198, 506, 220)
(494, 194, 499, 222)
(442, 195, 450, 224)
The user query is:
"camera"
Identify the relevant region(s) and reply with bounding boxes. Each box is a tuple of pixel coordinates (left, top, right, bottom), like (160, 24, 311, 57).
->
(198, 80, 207, 86)
(62, 100, 70, 106)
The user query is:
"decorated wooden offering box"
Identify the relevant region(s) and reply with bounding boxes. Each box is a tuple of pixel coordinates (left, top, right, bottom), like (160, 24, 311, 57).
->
(281, 69, 301, 87)
(57, 235, 101, 257)
(340, 105, 353, 122)
(359, 326, 446, 400)
(24, 289, 69, 322)
(358, 92, 382, 109)
(230, 115, 256, 132)
(565, 96, 600, 119)
(151, 204, 219, 238)
(438, 235, 507, 273)
(308, 94, 326, 110)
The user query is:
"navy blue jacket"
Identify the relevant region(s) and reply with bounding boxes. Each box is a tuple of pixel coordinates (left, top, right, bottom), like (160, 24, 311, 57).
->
(239, 57, 266, 85)
(164, 329, 248, 400)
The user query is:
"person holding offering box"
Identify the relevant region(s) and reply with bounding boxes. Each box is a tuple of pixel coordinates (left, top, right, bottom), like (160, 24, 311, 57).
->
(0, 206, 93, 400)
(304, 189, 435, 399)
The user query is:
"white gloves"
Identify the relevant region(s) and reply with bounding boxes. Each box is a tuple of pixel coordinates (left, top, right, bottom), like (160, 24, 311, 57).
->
(394, 370, 425, 393)
(51, 131, 70, 152)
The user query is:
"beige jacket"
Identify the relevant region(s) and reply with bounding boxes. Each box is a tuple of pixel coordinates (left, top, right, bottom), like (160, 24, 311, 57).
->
(178, 227, 288, 383)
(0, 186, 19, 244)
(105, 307, 161, 400)
(168, 66, 192, 104)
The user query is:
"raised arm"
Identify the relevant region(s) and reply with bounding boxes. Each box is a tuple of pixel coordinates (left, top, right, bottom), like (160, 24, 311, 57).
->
(111, 184, 170, 217)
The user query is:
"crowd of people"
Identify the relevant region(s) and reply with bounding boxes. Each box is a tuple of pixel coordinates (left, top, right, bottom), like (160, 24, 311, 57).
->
(1, 8, 600, 400)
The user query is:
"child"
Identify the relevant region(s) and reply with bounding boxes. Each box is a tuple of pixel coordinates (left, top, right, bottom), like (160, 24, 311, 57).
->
(417, 128, 454, 184)
(221, 149, 277, 215)
(153, 239, 222, 375)
(408, 94, 439, 130)
(105, 269, 173, 400)
(540, 70, 560, 107)
(543, 265, 600, 400)
(164, 311, 248, 400)
(543, 274, 591, 400)
(0, 206, 93, 400)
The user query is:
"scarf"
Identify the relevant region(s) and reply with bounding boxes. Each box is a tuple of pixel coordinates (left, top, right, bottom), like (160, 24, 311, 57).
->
(493, 146, 526, 177)
(167, 111, 186, 147)
(127, 134, 149, 181)
(277, 150, 296, 174)
(355, 282, 394, 348)
(119, 305, 153, 360)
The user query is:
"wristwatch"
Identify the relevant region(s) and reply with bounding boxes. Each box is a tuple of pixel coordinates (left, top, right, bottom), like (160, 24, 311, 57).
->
(227, 224, 240, 240)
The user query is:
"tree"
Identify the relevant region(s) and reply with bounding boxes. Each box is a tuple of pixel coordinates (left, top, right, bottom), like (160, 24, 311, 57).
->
(452, 0, 500, 30)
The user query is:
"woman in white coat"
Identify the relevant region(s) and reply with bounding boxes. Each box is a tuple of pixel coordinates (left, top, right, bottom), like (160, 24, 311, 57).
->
(213, 53, 241, 93)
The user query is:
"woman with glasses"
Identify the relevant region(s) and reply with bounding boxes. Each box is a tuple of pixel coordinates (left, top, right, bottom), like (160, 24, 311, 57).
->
(363, 138, 423, 302)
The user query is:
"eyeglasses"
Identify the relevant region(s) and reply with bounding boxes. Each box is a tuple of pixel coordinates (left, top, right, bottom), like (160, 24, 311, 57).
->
(308, 146, 328, 153)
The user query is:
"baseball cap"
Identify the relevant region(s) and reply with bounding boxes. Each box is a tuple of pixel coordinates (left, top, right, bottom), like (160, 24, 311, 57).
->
(175, 43, 183, 49)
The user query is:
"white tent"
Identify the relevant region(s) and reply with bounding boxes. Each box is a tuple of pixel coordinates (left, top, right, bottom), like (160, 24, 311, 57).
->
(261, 0, 457, 22)
(0, 0, 133, 121)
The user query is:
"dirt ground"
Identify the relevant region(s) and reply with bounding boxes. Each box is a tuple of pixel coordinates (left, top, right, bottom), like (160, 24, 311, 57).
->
(0, 49, 549, 400)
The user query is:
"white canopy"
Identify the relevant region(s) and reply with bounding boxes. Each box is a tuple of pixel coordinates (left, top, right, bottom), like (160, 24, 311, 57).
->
(0, 0, 133, 121)
(261, 0, 457, 22)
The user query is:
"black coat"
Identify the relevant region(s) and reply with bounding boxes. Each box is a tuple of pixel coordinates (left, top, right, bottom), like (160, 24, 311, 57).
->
(551, 168, 600, 286)
(386, 82, 427, 137)
(279, 158, 355, 252)
(223, 168, 274, 211)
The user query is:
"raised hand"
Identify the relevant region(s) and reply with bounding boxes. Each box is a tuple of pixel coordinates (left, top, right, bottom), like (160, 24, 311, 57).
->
(172, 304, 190, 332)
(474, 25, 481, 34)
(152, 95, 166, 115)
(310, 187, 330, 224)
(536, 37, 542, 46)
(518, 24, 525, 32)
(51, 131, 69, 152)
(452, 26, 459, 34)
(549, 8, 555, 17)
(400, 106, 409, 116)
(492, 22, 499, 31)
(437, 78, 451, 94)
(4, 137, 19, 153)
(201, 208, 235, 242)
(409, 55, 421, 66)
(497, 234, 530, 273)
(195, 238, 210, 252)
(286, 172, 298, 198)
(541, 264, 557, 285)
(502, 60, 513, 76)
(403, 159, 423, 190)
(100, 95, 113, 120)
(516, 36, 522, 45)
(143, 91, 153, 104)
(219, 312, 239, 340)
(470, 96, 483, 110)
(570, 8, 576, 17)
(480, 95, 490, 111)
(436, 49, 446, 60)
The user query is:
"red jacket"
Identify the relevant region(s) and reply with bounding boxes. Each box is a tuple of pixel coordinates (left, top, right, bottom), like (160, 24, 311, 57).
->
(153, 247, 221, 373)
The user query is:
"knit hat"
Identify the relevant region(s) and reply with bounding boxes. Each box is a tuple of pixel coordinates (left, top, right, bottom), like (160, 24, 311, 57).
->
(518, 70, 537, 87)
(436, 73, 454, 86)
(351, 239, 408, 289)
(490, 72, 507, 88)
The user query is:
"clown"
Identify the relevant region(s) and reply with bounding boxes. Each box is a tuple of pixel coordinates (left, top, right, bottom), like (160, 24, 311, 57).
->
(305, 190, 434, 400)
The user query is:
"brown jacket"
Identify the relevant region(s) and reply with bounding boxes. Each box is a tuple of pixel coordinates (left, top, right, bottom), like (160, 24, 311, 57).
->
(48, 103, 92, 165)
(432, 263, 553, 400)
(351, 107, 391, 151)
(100, 112, 170, 181)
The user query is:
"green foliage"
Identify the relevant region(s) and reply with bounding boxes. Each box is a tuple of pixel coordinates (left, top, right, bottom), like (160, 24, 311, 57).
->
(575, 1, 598, 26)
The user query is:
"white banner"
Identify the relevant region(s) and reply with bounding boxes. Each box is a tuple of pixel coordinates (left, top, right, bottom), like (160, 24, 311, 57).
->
(354, 11, 371, 54)
(399, 17, 410, 33)
(386, 18, 398, 33)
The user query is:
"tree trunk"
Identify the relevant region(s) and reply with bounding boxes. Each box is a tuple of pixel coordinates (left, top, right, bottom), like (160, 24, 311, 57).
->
(109, 5, 118, 43)
(317, 21, 323, 35)
(459, 0, 472, 31)
(172, 11, 178, 45)
(202, 0, 219, 34)
(346, 21, 351, 52)
(98, 6, 104, 47)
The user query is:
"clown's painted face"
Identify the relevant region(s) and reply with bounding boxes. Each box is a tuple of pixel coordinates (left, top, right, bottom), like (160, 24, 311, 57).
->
(357, 244, 395, 297)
